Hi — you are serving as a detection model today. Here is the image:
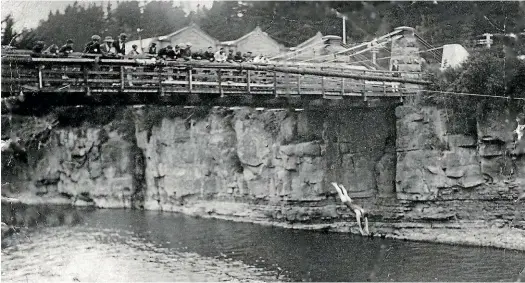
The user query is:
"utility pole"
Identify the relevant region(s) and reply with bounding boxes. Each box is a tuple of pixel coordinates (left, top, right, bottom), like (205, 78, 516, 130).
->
(332, 9, 348, 44)
(342, 16, 347, 44)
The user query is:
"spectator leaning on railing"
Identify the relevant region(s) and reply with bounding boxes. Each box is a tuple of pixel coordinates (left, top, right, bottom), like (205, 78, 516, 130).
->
(31, 41, 45, 57)
(182, 42, 192, 61)
(113, 33, 127, 57)
(84, 35, 102, 54)
(100, 36, 118, 58)
(59, 39, 74, 56)
(128, 44, 140, 56)
(158, 45, 176, 60)
(214, 48, 227, 63)
(44, 44, 59, 55)
(148, 43, 157, 56)
(233, 51, 243, 63)
(204, 46, 215, 62)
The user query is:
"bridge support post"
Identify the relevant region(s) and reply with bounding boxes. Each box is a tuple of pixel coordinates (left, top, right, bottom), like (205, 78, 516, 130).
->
(83, 66, 90, 96)
(188, 67, 193, 93)
(321, 76, 325, 98)
(246, 70, 251, 94)
(158, 66, 164, 96)
(218, 69, 224, 98)
(37, 65, 43, 90)
(120, 67, 125, 91)
(341, 78, 345, 96)
(297, 75, 301, 95)
(273, 71, 278, 98)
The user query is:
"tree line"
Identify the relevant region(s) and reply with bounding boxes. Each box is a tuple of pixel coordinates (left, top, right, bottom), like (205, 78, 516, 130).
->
(2, 1, 525, 50)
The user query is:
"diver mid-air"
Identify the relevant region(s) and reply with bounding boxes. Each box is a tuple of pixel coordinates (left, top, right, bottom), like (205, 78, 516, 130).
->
(331, 182, 370, 236)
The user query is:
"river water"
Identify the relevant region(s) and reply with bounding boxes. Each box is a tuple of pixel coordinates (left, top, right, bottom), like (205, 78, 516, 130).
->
(2, 208, 524, 282)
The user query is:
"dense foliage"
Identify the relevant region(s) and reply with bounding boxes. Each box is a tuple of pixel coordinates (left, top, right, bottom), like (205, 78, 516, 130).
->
(3, 1, 525, 50)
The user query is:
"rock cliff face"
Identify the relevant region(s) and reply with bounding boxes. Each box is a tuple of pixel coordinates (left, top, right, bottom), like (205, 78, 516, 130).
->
(2, 102, 524, 249)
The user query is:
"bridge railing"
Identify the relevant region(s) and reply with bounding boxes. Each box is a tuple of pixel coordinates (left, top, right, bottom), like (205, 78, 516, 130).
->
(1, 56, 428, 99)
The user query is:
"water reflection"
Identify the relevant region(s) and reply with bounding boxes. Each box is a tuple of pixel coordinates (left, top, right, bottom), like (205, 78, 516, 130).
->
(2, 208, 525, 282)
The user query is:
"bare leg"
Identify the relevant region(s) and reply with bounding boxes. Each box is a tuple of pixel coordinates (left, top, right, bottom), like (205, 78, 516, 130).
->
(331, 182, 346, 203)
(364, 217, 369, 235)
(340, 185, 351, 203)
(355, 210, 365, 236)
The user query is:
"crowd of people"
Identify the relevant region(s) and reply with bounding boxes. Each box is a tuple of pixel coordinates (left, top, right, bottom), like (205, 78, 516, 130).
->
(29, 33, 273, 64)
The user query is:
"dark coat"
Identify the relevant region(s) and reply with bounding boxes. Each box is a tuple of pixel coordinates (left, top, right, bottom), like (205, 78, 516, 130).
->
(148, 46, 157, 55)
(84, 41, 101, 54)
(158, 47, 176, 59)
(112, 40, 126, 55)
(59, 45, 74, 55)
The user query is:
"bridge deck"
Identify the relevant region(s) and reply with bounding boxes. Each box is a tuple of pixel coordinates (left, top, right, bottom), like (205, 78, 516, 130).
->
(1, 56, 427, 110)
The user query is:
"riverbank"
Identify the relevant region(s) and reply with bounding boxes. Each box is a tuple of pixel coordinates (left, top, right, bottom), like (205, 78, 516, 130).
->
(4, 196, 525, 251)
(151, 200, 525, 252)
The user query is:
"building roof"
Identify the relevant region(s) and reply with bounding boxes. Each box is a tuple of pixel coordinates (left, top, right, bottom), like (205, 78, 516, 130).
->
(219, 26, 282, 48)
(158, 23, 218, 44)
(295, 31, 324, 49)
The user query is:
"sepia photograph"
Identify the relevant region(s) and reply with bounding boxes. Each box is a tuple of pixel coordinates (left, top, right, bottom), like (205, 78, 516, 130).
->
(1, 0, 525, 281)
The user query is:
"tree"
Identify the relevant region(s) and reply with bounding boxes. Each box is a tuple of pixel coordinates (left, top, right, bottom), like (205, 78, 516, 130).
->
(2, 14, 18, 46)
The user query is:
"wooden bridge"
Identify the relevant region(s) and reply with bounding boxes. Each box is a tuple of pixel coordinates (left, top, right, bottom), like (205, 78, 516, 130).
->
(1, 56, 429, 111)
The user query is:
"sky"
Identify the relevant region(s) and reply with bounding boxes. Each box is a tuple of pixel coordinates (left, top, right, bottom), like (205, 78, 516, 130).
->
(1, 0, 214, 31)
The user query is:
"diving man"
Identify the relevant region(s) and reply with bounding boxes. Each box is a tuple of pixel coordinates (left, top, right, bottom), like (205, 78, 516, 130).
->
(331, 182, 370, 236)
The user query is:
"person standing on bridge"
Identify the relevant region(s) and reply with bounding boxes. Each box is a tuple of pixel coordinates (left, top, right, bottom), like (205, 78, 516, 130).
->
(59, 39, 74, 57)
(84, 35, 102, 54)
(113, 33, 127, 57)
(331, 182, 370, 236)
(214, 48, 227, 63)
(157, 45, 173, 60)
(148, 43, 157, 57)
(31, 41, 45, 57)
(204, 46, 215, 62)
(182, 42, 192, 61)
(101, 36, 117, 58)
(128, 44, 140, 57)
(391, 59, 401, 93)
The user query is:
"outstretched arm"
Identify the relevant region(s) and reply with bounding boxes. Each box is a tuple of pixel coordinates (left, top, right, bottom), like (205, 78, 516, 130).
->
(331, 182, 347, 203)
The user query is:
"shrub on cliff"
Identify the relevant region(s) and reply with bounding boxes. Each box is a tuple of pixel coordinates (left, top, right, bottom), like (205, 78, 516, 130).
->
(427, 48, 525, 105)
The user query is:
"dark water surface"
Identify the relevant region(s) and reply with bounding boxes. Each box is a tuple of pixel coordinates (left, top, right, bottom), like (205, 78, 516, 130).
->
(2, 208, 524, 282)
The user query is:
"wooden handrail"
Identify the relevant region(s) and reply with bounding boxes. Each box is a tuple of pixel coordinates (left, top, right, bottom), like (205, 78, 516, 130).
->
(2, 55, 425, 102)
(1, 56, 429, 85)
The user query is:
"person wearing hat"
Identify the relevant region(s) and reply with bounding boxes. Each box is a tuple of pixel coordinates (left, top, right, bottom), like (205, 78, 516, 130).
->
(59, 39, 74, 56)
(113, 33, 127, 56)
(182, 42, 192, 61)
(101, 36, 117, 57)
(84, 35, 101, 54)
(148, 42, 157, 56)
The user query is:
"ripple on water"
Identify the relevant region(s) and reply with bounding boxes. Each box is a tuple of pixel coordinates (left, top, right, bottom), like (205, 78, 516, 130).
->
(1, 226, 285, 282)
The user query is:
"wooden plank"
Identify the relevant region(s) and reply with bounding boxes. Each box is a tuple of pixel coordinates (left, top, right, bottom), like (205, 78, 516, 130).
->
(273, 71, 278, 98)
(188, 67, 193, 93)
(120, 67, 125, 91)
(247, 71, 251, 94)
(218, 68, 223, 97)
